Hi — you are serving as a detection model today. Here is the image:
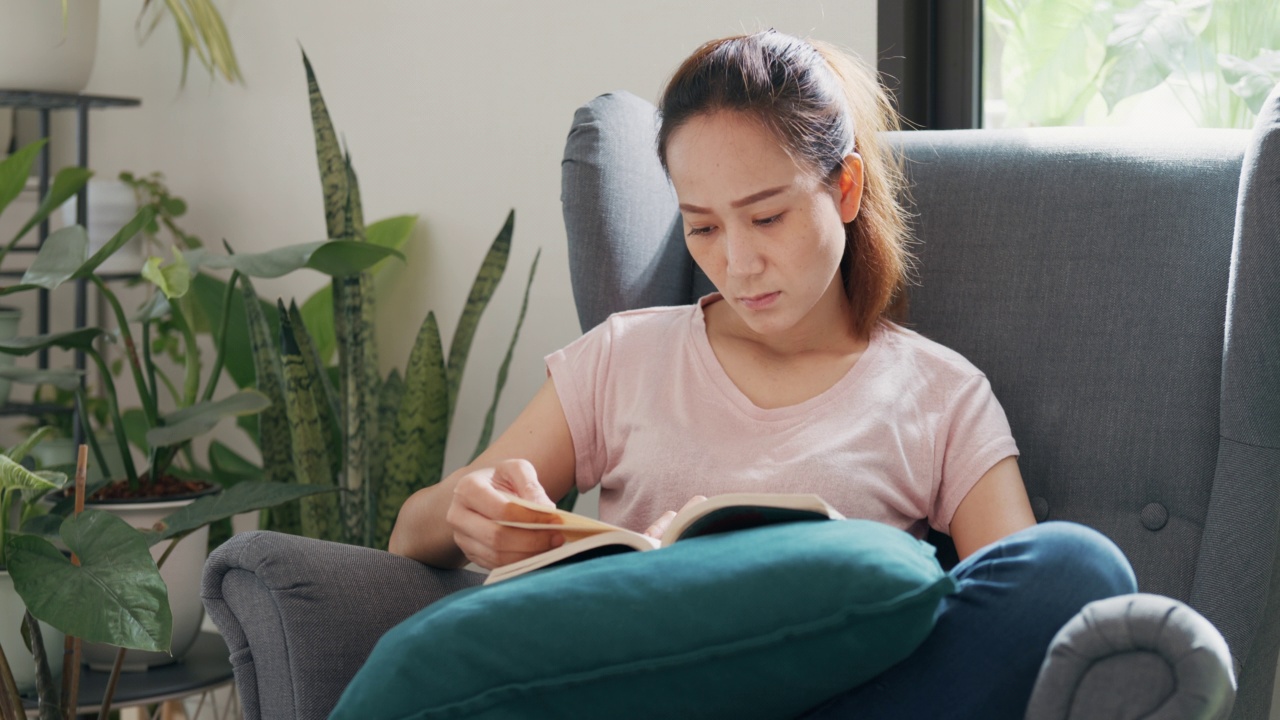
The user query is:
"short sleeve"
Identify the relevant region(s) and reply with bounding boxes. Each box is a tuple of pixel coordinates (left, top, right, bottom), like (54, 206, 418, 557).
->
(929, 374, 1020, 533)
(545, 319, 613, 494)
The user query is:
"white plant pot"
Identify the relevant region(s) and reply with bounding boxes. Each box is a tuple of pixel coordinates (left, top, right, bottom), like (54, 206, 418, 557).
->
(0, 0, 100, 94)
(0, 307, 22, 406)
(80, 493, 213, 672)
(0, 570, 64, 695)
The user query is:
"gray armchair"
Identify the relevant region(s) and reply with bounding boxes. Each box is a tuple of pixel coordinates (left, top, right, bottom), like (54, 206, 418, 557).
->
(203, 84, 1280, 719)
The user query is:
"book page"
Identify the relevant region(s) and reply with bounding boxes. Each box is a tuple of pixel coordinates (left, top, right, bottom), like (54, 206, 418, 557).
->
(661, 493, 844, 546)
(483, 530, 658, 585)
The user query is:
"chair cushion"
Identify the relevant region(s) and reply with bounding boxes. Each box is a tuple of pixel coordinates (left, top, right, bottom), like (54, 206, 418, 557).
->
(561, 90, 697, 333)
(331, 519, 955, 720)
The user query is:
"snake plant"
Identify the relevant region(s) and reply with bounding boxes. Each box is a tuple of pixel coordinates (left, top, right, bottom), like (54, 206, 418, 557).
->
(241, 51, 555, 550)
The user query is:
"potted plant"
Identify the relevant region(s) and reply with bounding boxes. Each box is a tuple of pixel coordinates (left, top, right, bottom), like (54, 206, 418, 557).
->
(0, 205, 384, 669)
(0, 0, 242, 95)
(233, 51, 560, 551)
(0, 418, 335, 717)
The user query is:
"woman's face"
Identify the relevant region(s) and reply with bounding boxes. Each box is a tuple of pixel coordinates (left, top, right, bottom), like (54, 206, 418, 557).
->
(665, 110, 862, 342)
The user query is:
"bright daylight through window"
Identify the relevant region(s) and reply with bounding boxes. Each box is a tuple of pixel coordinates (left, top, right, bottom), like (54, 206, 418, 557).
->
(983, 0, 1280, 129)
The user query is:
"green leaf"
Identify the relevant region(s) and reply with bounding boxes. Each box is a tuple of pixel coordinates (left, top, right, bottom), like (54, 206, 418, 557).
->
(0, 139, 45, 218)
(18, 514, 62, 544)
(303, 50, 351, 242)
(299, 215, 415, 368)
(8, 165, 93, 250)
(196, 240, 401, 279)
(122, 408, 150, 454)
(74, 206, 156, 279)
(195, 272, 277, 390)
(8, 509, 171, 652)
(1220, 49, 1280, 115)
(0, 455, 65, 493)
(146, 482, 338, 544)
(378, 312, 448, 549)
(303, 241, 403, 277)
(299, 284, 336, 366)
(366, 215, 418, 256)
(447, 210, 513, 426)
(145, 390, 271, 448)
(0, 367, 84, 391)
(1099, 0, 1213, 111)
(140, 247, 191, 299)
(20, 225, 89, 289)
(279, 306, 340, 541)
(208, 440, 259, 488)
(472, 249, 540, 460)
(0, 328, 106, 356)
(331, 274, 376, 546)
(997, 0, 1110, 126)
(131, 290, 171, 323)
(6, 426, 55, 464)
(239, 276, 293, 482)
(370, 368, 404, 543)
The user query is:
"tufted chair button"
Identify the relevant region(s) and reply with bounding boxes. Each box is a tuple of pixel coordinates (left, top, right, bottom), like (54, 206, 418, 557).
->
(1141, 502, 1169, 531)
(1031, 496, 1049, 522)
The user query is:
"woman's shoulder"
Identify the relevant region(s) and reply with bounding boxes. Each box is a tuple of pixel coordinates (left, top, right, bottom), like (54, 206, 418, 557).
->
(597, 302, 699, 340)
(876, 321, 988, 384)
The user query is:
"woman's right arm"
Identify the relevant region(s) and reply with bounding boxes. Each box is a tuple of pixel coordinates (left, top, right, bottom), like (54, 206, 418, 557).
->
(387, 375, 578, 570)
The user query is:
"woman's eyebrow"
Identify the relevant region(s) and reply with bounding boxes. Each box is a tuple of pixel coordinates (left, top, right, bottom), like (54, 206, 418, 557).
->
(678, 185, 790, 213)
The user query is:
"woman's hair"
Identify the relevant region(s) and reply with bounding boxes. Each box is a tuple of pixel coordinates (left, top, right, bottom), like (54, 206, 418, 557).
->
(656, 30, 913, 337)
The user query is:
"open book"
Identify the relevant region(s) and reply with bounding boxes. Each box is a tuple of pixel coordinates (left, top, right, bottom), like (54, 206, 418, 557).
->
(484, 492, 844, 585)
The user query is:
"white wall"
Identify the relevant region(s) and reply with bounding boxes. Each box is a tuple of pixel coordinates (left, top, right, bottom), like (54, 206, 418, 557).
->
(56, 1, 876, 499)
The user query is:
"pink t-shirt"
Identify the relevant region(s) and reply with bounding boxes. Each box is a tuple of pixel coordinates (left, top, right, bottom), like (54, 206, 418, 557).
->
(545, 294, 1019, 539)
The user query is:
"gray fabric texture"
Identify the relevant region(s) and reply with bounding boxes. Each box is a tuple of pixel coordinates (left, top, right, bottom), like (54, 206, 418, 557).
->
(1024, 594, 1235, 720)
(201, 531, 484, 720)
(1190, 81, 1280, 720)
(561, 91, 690, 333)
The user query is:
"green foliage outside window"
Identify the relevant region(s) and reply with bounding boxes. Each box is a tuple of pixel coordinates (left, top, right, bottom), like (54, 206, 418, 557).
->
(986, 0, 1280, 128)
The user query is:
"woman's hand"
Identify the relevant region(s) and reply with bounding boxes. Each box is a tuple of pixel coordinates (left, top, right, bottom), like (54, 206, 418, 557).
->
(446, 459, 567, 570)
(643, 495, 708, 539)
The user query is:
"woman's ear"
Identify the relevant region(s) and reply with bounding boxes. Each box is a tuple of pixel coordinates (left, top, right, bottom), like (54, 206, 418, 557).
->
(838, 153, 864, 224)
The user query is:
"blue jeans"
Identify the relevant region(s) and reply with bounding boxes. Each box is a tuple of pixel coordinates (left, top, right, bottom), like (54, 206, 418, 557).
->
(798, 521, 1138, 720)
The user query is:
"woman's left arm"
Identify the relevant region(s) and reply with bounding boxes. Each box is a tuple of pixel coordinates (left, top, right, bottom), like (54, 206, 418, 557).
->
(949, 456, 1037, 561)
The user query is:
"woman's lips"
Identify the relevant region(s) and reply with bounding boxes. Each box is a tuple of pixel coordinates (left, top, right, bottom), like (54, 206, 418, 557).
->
(739, 291, 780, 310)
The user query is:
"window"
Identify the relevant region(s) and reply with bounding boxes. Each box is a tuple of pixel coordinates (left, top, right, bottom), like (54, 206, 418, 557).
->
(984, 0, 1280, 129)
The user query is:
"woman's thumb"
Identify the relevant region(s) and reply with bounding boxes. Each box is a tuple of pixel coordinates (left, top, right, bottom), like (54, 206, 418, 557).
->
(505, 459, 553, 507)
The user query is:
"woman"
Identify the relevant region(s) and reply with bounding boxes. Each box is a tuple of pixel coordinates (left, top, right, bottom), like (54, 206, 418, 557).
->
(390, 30, 1136, 719)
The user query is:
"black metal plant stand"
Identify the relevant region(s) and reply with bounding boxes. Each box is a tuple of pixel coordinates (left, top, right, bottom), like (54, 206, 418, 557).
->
(0, 91, 141, 443)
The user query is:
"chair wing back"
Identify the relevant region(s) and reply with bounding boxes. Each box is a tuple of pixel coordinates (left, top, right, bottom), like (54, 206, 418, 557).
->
(561, 88, 1280, 717)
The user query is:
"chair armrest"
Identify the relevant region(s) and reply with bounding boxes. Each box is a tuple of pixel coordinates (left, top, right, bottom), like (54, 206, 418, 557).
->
(1025, 593, 1236, 720)
(201, 530, 484, 720)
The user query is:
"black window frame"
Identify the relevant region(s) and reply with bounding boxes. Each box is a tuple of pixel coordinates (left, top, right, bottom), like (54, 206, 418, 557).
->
(878, 0, 983, 130)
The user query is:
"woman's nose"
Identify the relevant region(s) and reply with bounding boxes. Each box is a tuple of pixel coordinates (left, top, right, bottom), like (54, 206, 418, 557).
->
(724, 230, 765, 278)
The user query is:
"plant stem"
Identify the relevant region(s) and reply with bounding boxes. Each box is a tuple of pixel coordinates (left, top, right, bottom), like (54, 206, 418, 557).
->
(201, 270, 240, 403)
(94, 647, 127, 720)
(86, 349, 140, 489)
(74, 389, 113, 488)
(22, 612, 58, 720)
(142, 318, 160, 417)
(155, 529, 193, 570)
(168, 302, 201, 408)
(91, 276, 159, 428)
(0, 637, 24, 720)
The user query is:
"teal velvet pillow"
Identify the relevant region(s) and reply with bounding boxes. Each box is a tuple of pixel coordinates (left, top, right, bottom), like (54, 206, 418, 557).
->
(331, 520, 955, 720)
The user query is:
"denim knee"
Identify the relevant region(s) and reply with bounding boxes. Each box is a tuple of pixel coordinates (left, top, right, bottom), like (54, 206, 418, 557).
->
(979, 521, 1139, 610)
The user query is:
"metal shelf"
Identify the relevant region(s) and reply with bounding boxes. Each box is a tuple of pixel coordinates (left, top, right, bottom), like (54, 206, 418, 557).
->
(0, 90, 141, 437)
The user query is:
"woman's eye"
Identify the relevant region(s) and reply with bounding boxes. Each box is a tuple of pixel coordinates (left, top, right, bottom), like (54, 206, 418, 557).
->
(754, 214, 783, 227)
(687, 225, 714, 237)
